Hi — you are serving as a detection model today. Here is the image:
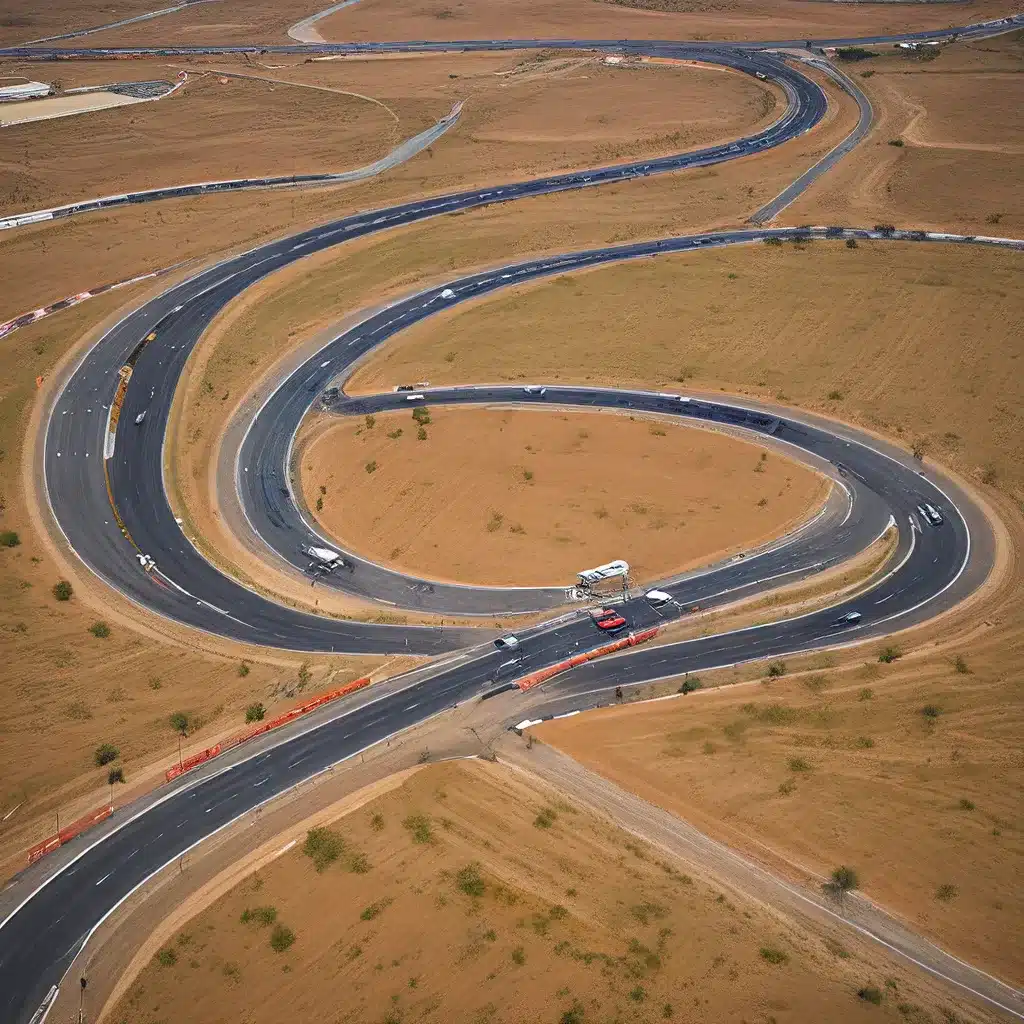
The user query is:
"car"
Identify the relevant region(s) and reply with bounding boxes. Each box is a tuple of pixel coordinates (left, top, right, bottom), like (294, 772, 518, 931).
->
(832, 611, 862, 627)
(645, 590, 672, 606)
(493, 635, 520, 651)
(134, 410, 146, 425)
(440, 288, 456, 299)
(395, 384, 415, 392)
(405, 393, 425, 401)
(596, 615, 627, 631)
(922, 503, 943, 526)
(523, 386, 547, 395)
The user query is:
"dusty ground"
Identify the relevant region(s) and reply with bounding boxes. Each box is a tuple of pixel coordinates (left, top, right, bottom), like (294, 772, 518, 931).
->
(320, 0, 1018, 45)
(347, 240, 1024, 495)
(537, 634, 1024, 985)
(788, 31, 1024, 235)
(108, 758, 1001, 1024)
(298, 407, 828, 587)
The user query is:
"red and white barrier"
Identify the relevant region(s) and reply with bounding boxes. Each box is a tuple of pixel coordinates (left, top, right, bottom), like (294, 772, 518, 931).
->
(27, 804, 113, 864)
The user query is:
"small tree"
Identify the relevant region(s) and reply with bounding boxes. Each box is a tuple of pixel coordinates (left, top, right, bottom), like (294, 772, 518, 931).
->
(237, 661, 250, 677)
(88, 621, 111, 639)
(0, 530, 20, 548)
(615, 685, 624, 702)
(169, 711, 190, 734)
(53, 579, 73, 601)
(246, 702, 266, 723)
(108, 766, 125, 785)
(94, 743, 120, 766)
(823, 865, 859, 900)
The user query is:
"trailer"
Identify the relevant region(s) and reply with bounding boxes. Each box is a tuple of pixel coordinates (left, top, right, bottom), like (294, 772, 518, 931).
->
(577, 559, 629, 587)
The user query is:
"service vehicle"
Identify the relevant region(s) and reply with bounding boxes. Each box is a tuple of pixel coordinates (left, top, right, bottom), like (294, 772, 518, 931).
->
(304, 546, 346, 573)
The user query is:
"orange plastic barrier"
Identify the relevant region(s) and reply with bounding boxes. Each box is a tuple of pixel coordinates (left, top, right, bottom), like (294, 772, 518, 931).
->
(516, 628, 659, 692)
(27, 804, 113, 864)
(165, 742, 222, 782)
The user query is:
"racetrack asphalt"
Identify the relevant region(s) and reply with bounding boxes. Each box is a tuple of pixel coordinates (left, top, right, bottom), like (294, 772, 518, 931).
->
(1, 21, 1017, 1023)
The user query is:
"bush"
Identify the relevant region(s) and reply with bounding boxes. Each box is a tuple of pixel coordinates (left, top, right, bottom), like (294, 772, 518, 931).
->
(412, 406, 431, 425)
(88, 621, 111, 639)
(365, 460, 378, 474)
(359, 898, 391, 921)
(629, 985, 647, 1001)
(245, 702, 266, 723)
(835, 46, 876, 61)
(269, 924, 295, 951)
(827, 389, 843, 400)
(763, 236, 783, 247)
(387, 428, 403, 439)
(787, 757, 812, 773)
(364, 414, 375, 429)
(456, 863, 486, 898)
(560, 1003, 584, 1024)
(952, 655, 970, 675)
(402, 813, 432, 844)
(156, 947, 177, 966)
(766, 661, 786, 678)
(858, 987, 883, 1005)
(370, 812, 385, 831)
(824, 865, 859, 896)
(0, 530, 20, 548)
(935, 884, 958, 902)
(878, 646, 902, 664)
(677, 676, 702, 695)
(169, 711, 190, 734)
(534, 807, 557, 829)
(237, 660, 250, 677)
(417, 427, 427, 441)
(511, 946, 525, 965)
(856, 736, 875, 749)
(303, 827, 345, 872)
(94, 743, 120, 766)
(888, 138, 905, 147)
(760, 946, 789, 965)
(845, 238, 858, 249)
(52, 579, 73, 601)
(240, 905, 277, 926)
(921, 704, 942, 720)
(107, 767, 125, 785)
(958, 798, 975, 811)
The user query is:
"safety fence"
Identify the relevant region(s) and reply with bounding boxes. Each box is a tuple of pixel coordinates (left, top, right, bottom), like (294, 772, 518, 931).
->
(26, 804, 113, 864)
(516, 628, 658, 692)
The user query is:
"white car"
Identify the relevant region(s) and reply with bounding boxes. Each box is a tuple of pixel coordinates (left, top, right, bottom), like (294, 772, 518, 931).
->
(440, 288, 455, 299)
(645, 590, 673, 606)
(134, 410, 146, 425)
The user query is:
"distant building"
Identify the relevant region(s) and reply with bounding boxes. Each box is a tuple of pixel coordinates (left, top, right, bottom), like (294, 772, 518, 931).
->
(0, 80, 51, 102)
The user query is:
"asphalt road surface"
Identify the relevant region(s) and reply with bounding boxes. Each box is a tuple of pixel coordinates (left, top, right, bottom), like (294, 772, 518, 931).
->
(0, 21, 1014, 1024)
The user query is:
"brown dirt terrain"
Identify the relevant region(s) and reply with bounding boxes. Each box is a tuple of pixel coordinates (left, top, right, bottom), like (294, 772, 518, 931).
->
(347, 240, 1024, 494)
(320, 0, 1017, 45)
(787, 32, 1024, 235)
(0, 0, 168, 45)
(298, 407, 828, 587)
(537, 646, 1024, 985)
(108, 759, 1002, 1024)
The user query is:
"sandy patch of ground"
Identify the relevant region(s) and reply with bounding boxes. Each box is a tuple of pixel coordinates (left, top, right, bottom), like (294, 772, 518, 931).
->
(108, 758, 998, 1024)
(785, 33, 1024, 235)
(298, 407, 828, 587)
(0, 0, 170, 45)
(319, 0, 1017, 45)
(537, 637, 1024, 984)
(346, 240, 1024, 494)
(0, 90, 146, 126)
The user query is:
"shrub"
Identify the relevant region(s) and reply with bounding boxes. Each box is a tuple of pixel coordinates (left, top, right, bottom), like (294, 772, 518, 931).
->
(858, 987, 883, 1005)
(387, 428, 403, 439)
(365, 460, 378, 474)
(245, 702, 265, 723)
(522, 468, 533, 481)
(237, 660, 250, 677)
(360, 898, 391, 921)
(94, 743, 120, 766)
(511, 946, 525, 965)
(921, 704, 942, 720)
(402, 813, 432, 844)
(985, 212, 1002, 225)
(981, 465, 998, 485)
(456, 863, 486, 898)
(303, 827, 345, 872)
(935, 884, 958, 902)
(958, 798, 975, 811)
(52, 579, 73, 601)
(370, 812, 385, 831)
(778, 779, 796, 796)
(787, 757, 811, 772)
(835, 46, 876, 61)
(859, 687, 874, 701)
(677, 676, 702, 695)
(824, 865, 859, 896)
(298, 662, 312, 685)
(156, 947, 177, 966)
(270, 924, 295, 951)
(846, 237, 858, 248)
(412, 406, 430, 425)
(888, 138, 905, 147)
(107, 767, 125, 785)
(827, 389, 844, 400)
(629, 985, 647, 1002)
(952, 655, 970, 675)
(0, 530, 20, 548)
(763, 236, 783, 247)
(364, 414, 375, 429)
(766, 661, 786, 678)
(878, 646, 902, 664)
(760, 946, 789, 965)
(534, 807, 557, 829)
(88, 621, 111, 639)
(856, 736, 875, 749)
(560, 1003, 584, 1024)
(417, 426, 427, 441)
(169, 711, 190, 734)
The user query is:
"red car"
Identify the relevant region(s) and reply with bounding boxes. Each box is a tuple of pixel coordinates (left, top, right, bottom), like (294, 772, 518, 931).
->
(596, 614, 626, 631)
(589, 608, 615, 621)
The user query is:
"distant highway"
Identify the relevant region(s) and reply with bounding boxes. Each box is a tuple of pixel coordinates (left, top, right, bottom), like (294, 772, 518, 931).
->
(1, 17, 1018, 1023)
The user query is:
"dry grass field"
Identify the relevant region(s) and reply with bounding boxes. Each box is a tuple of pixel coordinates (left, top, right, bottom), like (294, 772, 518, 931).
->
(108, 759, 1002, 1024)
(788, 32, 1024, 235)
(298, 407, 827, 587)
(538, 650, 1024, 985)
(347, 241, 1024, 496)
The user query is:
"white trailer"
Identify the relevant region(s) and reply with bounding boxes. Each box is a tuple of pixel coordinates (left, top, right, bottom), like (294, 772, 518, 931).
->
(577, 559, 629, 587)
(305, 546, 346, 572)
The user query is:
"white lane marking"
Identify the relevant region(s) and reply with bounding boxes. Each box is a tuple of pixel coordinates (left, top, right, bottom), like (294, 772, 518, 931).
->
(254, 776, 270, 787)
(288, 757, 306, 768)
(94, 872, 111, 886)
